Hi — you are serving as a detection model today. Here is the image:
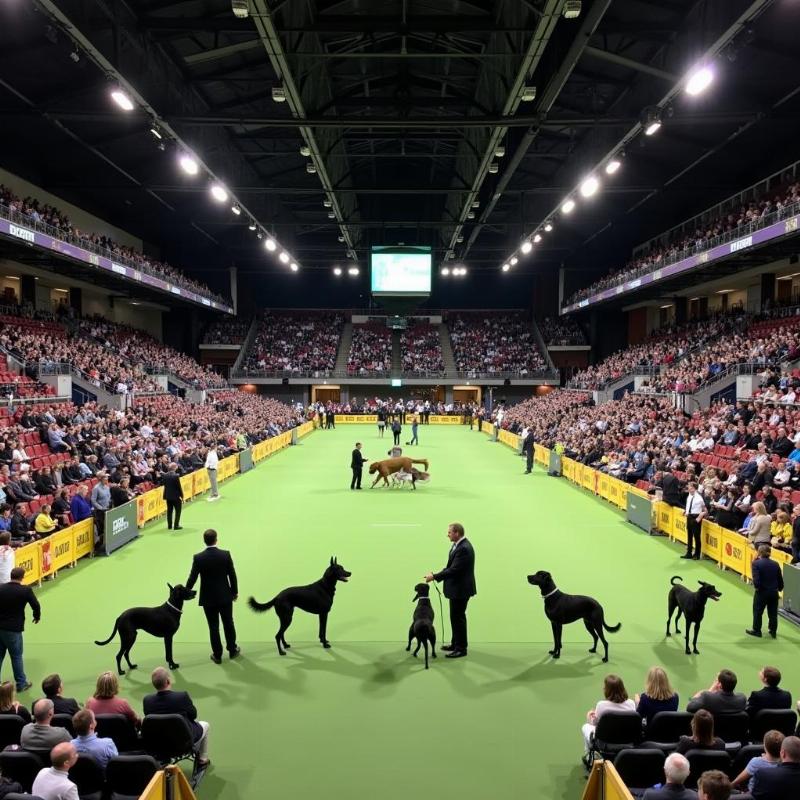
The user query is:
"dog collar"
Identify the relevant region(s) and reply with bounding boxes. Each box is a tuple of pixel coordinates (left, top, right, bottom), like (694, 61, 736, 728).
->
(542, 588, 558, 599)
(166, 601, 183, 614)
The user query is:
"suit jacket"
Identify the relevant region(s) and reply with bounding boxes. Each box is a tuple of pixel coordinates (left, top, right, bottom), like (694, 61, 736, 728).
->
(351, 449, 366, 469)
(434, 538, 476, 600)
(0, 582, 41, 632)
(659, 473, 684, 507)
(186, 546, 238, 607)
(752, 762, 800, 799)
(162, 472, 184, 502)
(142, 689, 202, 741)
(641, 784, 697, 800)
(686, 690, 746, 715)
(746, 685, 792, 716)
(751, 557, 783, 593)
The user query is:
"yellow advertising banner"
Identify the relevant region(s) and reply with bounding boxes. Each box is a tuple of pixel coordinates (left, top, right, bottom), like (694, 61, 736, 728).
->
(720, 529, 748, 574)
(15, 540, 41, 585)
(41, 527, 74, 577)
(498, 429, 520, 450)
(606, 477, 620, 507)
(701, 521, 722, 562)
(672, 509, 688, 544)
(194, 468, 211, 495)
(561, 458, 574, 482)
(534, 444, 548, 466)
(73, 518, 94, 560)
(180, 474, 194, 501)
(139, 487, 166, 524)
(609, 478, 627, 510)
(336, 415, 378, 424)
(218, 455, 237, 481)
(297, 421, 314, 438)
(656, 502, 674, 537)
(582, 465, 596, 494)
(429, 415, 462, 425)
(598, 472, 610, 501)
(483, 423, 495, 438)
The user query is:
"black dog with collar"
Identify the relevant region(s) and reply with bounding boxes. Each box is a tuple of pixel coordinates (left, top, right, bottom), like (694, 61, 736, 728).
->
(666, 575, 722, 655)
(406, 582, 437, 668)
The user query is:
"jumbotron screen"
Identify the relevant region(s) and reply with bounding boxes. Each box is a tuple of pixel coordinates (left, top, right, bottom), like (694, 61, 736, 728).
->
(370, 246, 432, 296)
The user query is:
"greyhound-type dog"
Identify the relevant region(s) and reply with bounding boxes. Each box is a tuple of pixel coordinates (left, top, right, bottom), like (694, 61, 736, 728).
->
(527, 570, 621, 662)
(95, 583, 197, 675)
(666, 576, 722, 655)
(248, 557, 351, 656)
(406, 582, 437, 669)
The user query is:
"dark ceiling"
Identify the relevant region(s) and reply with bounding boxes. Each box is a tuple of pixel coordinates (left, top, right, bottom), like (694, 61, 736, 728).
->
(0, 0, 798, 310)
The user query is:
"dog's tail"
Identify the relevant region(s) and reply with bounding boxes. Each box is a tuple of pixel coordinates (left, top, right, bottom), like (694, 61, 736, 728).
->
(248, 597, 276, 613)
(670, 575, 683, 586)
(94, 619, 120, 647)
(411, 458, 429, 470)
(603, 619, 622, 633)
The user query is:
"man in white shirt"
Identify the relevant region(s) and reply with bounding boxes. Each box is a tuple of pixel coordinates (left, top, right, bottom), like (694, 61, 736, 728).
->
(683, 482, 707, 560)
(205, 445, 220, 501)
(31, 741, 79, 800)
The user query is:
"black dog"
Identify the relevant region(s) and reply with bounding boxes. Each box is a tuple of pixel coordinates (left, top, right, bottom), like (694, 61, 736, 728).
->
(95, 583, 197, 675)
(527, 570, 621, 663)
(249, 557, 351, 656)
(406, 582, 437, 669)
(666, 575, 722, 655)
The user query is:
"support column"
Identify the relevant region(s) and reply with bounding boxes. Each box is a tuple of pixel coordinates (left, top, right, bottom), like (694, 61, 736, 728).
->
(229, 266, 238, 316)
(761, 272, 775, 308)
(674, 296, 687, 325)
(20, 275, 35, 307)
(69, 287, 82, 315)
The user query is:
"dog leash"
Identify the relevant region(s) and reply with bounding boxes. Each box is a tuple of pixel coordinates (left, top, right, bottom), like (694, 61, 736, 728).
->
(432, 583, 448, 644)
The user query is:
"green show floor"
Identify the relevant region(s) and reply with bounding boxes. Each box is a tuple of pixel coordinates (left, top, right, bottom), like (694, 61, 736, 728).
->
(15, 424, 800, 799)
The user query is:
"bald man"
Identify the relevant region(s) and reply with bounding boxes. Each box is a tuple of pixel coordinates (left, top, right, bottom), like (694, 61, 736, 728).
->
(20, 699, 71, 750)
(32, 741, 79, 800)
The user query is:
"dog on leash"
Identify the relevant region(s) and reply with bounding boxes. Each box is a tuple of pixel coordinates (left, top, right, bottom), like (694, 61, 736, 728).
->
(369, 457, 429, 488)
(391, 467, 431, 489)
(666, 576, 722, 655)
(95, 583, 197, 675)
(248, 557, 351, 656)
(527, 570, 621, 662)
(406, 582, 437, 668)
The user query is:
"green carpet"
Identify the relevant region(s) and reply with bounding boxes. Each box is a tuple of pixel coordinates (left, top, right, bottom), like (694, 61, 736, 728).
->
(16, 425, 800, 800)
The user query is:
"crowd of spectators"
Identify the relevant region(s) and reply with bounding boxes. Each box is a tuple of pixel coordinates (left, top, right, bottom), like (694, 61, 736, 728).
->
(447, 312, 549, 376)
(564, 178, 800, 307)
(0, 184, 228, 306)
(201, 318, 252, 345)
(310, 396, 473, 417)
(401, 324, 444, 374)
(539, 316, 587, 346)
(243, 312, 343, 375)
(347, 324, 392, 375)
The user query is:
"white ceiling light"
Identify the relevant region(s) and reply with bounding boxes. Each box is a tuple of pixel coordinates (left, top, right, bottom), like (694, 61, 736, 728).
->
(488, 163, 499, 174)
(327, 211, 336, 219)
(231, 205, 241, 216)
(563, 1, 582, 19)
(348, 266, 359, 276)
(306, 163, 317, 174)
(472, 200, 480, 208)
(323, 199, 332, 208)
(605, 159, 621, 175)
(271, 87, 286, 102)
(510, 256, 518, 266)
(520, 86, 537, 102)
(456, 235, 464, 243)
(579, 175, 600, 198)
(533, 233, 542, 243)
(561, 198, 576, 214)
(501, 264, 510, 272)
(333, 267, 342, 276)
(685, 65, 714, 96)
(231, 0, 249, 19)
(248, 222, 256, 231)
(467, 211, 475, 219)
(520, 240, 533, 255)
(441, 268, 450, 276)
(265, 237, 277, 251)
(337, 235, 345, 243)
(642, 106, 662, 136)
(299, 145, 311, 157)
(210, 184, 228, 203)
(279, 251, 290, 263)
(495, 146, 506, 158)
(178, 154, 199, 176)
(149, 126, 162, 140)
(645, 120, 661, 136)
(544, 221, 553, 232)
(290, 263, 299, 272)
(110, 89, 134, 111)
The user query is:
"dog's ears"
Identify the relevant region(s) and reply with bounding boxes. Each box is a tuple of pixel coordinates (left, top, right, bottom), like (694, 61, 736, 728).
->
(698, 580, 708, 587)
(167, 582, 174, 591)
(330, 556, 338, 566)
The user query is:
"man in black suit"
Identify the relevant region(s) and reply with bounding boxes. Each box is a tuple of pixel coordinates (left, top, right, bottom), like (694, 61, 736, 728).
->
(162, 463, 184, 531)
(746, 665, 792, 718)
(747, 544, 784, 639)
(350, 442, 367, 490)
(143, 667, 209, 767)
(752, 735, 800, 799)
(654, 470, 683, 508)
(0, 567, 40, 692)
(522, 430, 535, 474)
(425, 522, 476, 659)
(186, 529, 239, 664)
(687, 669, 746, 715)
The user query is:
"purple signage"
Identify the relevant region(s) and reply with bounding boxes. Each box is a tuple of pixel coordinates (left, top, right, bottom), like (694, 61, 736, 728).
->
(0, 217, 234, 315)
(561, 213, 800, 314)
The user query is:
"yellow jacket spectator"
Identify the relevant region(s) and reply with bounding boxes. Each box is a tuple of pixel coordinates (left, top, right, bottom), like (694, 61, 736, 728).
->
(34, 506, 57, 535)
(770, 512, 791, 543)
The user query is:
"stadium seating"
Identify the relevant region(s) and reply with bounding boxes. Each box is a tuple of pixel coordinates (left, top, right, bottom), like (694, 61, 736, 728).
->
(348, 324, 392, 375)
(539, 316, 587, 346)
(401, 324, 444, 375)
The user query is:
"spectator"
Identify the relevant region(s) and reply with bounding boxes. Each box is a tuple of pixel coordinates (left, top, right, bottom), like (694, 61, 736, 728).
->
(31, 741, 79, 800)
(21, 699, 72, 750)
(40, 674, 80, 716)
(0, 679, 31, 723)
(581, 674, 635, 760)
(676, 710, 726, 755)
(732, 729, 783, 792)
(70, 708, 118, 770)
(686, 669, 746, 715)
(0, 531, 13, 583)
(0, 566, 39, 692)
(69, 485, 93, 523)
(697, 770, 731, 800)
(746, 666, 792, 716)
(34, 504, 58, 536)
(635, 666, 680, 727)
(751, 734, 800, 799)
(642, 752, 695, 800)
(86, 671, 140, 728)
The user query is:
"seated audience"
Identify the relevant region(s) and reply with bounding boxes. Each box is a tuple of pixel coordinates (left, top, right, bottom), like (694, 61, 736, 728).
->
(697, 770, 731, 800)
(687, 669, 746, 715)
(581, 674, 635, 756)
(635, 666, 680, 727)
(21, 699, 72, 750)
(642, 752, 695, 800)
(732, 729, 783, 792)
(751, 735, 800, 799)
(746, 666, 792, 717)
(86, 671, 141, 728)
(401, 324, 444, 374)
(539, 315, 587, 346)
(676, 710, 726, 755)
(31, 741, 79, 800)
(0, 680, 31, 723)
(348, 325, 392, 375)
(70, 708, 118, 770)
(40, 674, 81, 716)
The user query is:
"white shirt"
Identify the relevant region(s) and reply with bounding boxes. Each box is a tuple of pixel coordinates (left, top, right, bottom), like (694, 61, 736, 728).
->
(204, 449, 219, 470)
(0, 545, 14, 583)
(685, 493, 706, 515)
(32, 767, 79, 800)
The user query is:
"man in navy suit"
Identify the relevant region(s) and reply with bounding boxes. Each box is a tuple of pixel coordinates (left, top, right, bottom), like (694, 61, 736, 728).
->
(425, 522, 476, 659)
(143, 667, 209, 767)
(642, 753, 696, 800)
(186, 529, 239, 664)
(747, 545, 784, 639)
(746, 665, 792, 717)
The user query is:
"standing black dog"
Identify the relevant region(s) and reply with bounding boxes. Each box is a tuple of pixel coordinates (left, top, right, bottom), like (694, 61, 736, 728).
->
(666, 576, 722, 655)
(406, 582, 437, 669)
(95, 583, 197, 675)
(527, 571, 621, 663)
(248, 557, 351, 656)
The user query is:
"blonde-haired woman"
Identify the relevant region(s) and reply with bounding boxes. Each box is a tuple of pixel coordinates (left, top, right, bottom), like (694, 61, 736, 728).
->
(747, 501, 773, 548)
(86, 671, 141, 728)
(634, 666, 679, 727)
(0, 680, 31, 723)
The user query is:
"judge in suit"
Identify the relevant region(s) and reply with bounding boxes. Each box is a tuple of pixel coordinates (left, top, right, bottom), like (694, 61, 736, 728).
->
(186, 529, 239, 664)
(162, 464, 184, 531)
(425, 522, 476, 659)
(350, 443, 367, 490)
(522, 430, 535, 474)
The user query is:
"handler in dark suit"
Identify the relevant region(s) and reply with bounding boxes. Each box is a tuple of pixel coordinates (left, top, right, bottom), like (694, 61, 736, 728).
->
(747, 544, 784, 639)
(522, 430, 535, 474)
(654, 470, 683, 508)
(162, 463, 184, 531)
(350, 442, 367, 490)
(186, 529, 239, 663)
(425, 522, 476, 659)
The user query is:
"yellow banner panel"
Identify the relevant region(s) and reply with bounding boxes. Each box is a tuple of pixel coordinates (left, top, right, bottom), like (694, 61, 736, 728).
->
(701, 521, 722, 562)
(73, 518, 94, 560)
(14, 541, 41, 585)
(720, 529, 748, 574)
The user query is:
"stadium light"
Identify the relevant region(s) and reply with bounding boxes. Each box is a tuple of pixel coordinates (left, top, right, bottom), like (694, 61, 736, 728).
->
(110, 88, 134, 111)
(178, 154, 199, 176)
(467, 211, 475, 219)
(642, 106, 662, 136)
(348, 266, 359, 276)
(149, 126, 163, 140)
(533, 233, 542, 243)
(279, 251, 290, 263)
(520, 240, 533, 255)
(231, 205, 241, 216)
(579, 175, 600, 198)
(685, 65, 714, 96)
(290, 263, 299, 272)
(300, 145, 311, 157)
(510, 256, 518, 266)
(333, 267, 342, 276)
(561, 198, 576, 214)
(501, 263, 509, 272)
(544, 221, 553, 232)
(306, 163, 317, 174)
(472, 200, 480, 208)
(265, 237, 277, 252)
(441, 268, 450, 276)
(605, 159, 621, 175)
(248, 222, 256, 231)
(210, 184, 228, 203)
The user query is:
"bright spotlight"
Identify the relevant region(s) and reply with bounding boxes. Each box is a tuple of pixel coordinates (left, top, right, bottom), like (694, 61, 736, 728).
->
(561, 198, 576, 214)
(210, 184, 228, 203)
(579, 176, 600, 198)
(265, 238, 277, 252)
(110, 89, 134, 111)
(231, 205, 241, 216)
(441, 268, 450, 276)
(533, 234, 542, 244)
(520, 240, 533, 255)
(348, 266, 359, 276)
(605, 159, 621, 175)
(179, 154, 199, 176)
(248, 222, 256, 231)
(510, 257, 518, 266)
(333, 267, 342, 276)
(290, 263, 299, 272)
(645, 120, 661, 136)
(544, 222, 553, 232)
(685, 65, 714, 96)
(502, 264, 510, 272)
(279, 252, 290, 264)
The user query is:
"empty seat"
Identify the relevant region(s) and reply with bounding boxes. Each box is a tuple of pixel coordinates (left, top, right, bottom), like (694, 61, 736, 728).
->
(613, 748, 665, 796)
(106, 754, 160, 800)
(95, 714, 141, 753)
(713, 712, 750, 750)
(645, 712, 694, 747)
(0, 716, 25, 749)
(684, 749, 732, 789)
(68, 754, 104, 800)
(0, 751, 44, 793)
(749, 708, 798, 742)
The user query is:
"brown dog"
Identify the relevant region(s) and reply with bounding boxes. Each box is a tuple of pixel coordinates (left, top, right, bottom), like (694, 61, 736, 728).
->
(368, 456, 430, 488)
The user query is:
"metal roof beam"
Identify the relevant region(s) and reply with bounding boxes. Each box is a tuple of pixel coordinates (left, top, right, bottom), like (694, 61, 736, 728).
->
(582, 45, 678, 82)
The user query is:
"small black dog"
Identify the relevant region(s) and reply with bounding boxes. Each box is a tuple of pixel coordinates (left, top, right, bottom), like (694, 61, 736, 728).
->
(527, 570, 621, 662)
(666, 575, 722, 655)
(95, 583, 197, 675)
(249, 557, 351, 656)
(406, 582, 437, 669)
